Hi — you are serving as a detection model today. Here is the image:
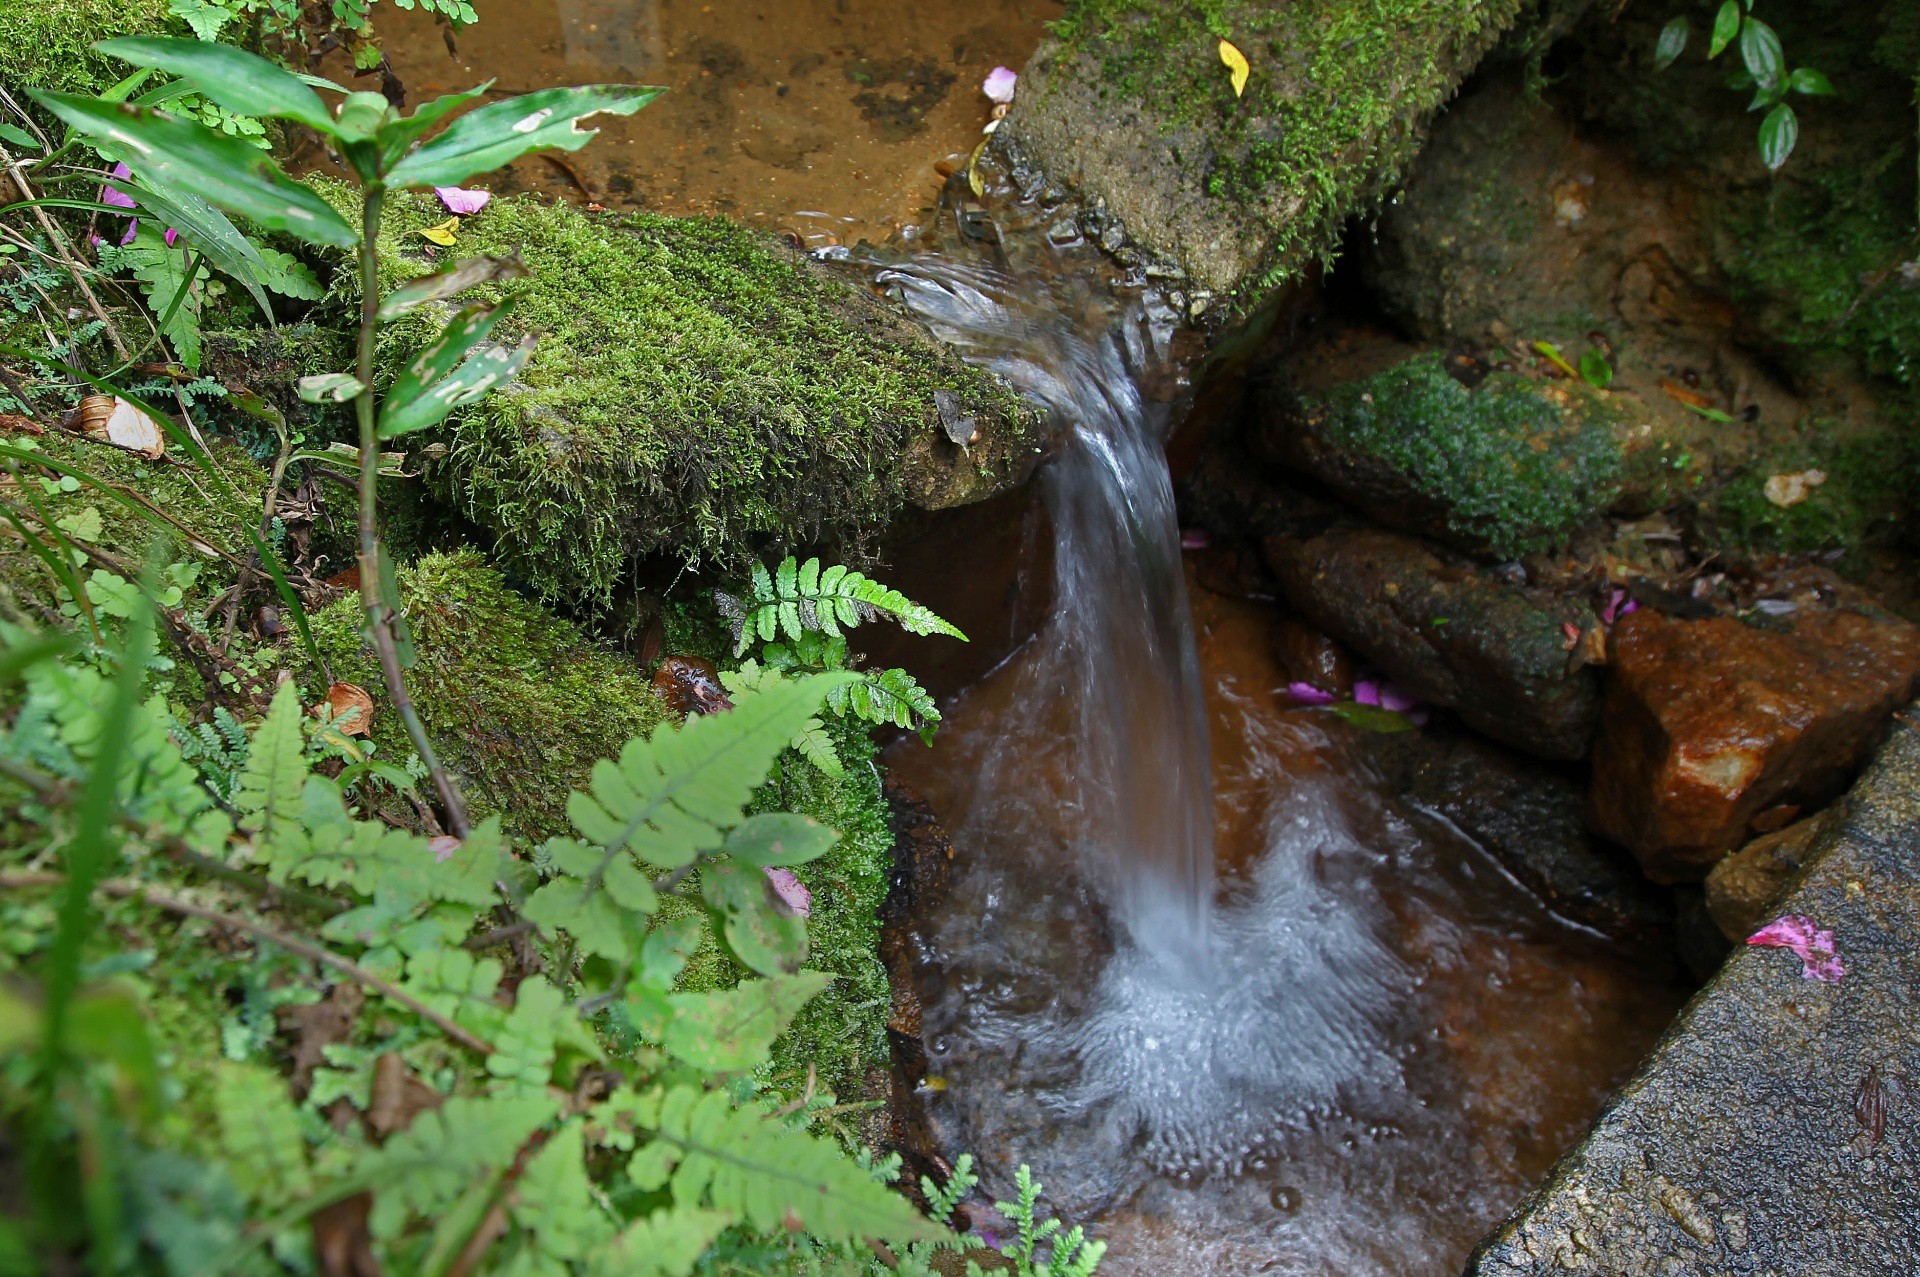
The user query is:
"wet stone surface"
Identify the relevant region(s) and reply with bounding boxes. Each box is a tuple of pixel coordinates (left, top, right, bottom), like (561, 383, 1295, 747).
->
(1469, 715, 1920, 1277)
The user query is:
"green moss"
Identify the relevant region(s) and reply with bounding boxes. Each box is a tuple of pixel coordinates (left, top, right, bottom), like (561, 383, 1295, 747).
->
(1712, 421, 1914, 554)
(308, 548, 667, 841)
(1313, 352, 1625, 557)
(1048, 0, 1523, 288)
(365, 192, 1035, 608)
(0, 0, 177, 96)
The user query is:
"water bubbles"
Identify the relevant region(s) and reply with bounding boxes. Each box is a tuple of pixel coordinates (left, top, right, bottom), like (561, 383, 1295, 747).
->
(1269, 1185, 1302, 1215)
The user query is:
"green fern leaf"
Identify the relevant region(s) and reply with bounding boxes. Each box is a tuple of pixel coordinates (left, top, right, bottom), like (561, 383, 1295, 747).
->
(215, 1062, 311, 1208)
(509, 1118, 616, 1260)
(564, 673, 856, 871)
(351, 1092, 559, 1239)
(235, 682, 306, 842)
(267, 810, 506, 913)
(729, 557, 966, 655)
(586, 1206, 731, 1277)
(789, 720, 842, 777)
(636, 1085, 942, 1242)
(698, 859, 807, 977)
(659, 971, 830, 1072)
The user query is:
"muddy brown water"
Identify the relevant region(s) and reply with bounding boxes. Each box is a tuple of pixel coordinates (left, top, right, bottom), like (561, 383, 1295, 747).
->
(361, 3, 1689, 1270)
(355, 0, 1061, 244)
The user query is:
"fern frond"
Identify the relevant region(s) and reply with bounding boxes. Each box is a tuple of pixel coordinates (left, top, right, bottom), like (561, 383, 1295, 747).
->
(235, 683, 306, 842)
(216, 1062, 312, 1208)
(266, 805, 506, 913)
(789, 721, 842, 777)
(565, 673, 856, 873)
(827, 667, 942, 736)
(637, 1085, 943, 1243)
(587, 1205, 732, 1277)
(348, 1092, 559, 1240)
(730, 557, 966, 655)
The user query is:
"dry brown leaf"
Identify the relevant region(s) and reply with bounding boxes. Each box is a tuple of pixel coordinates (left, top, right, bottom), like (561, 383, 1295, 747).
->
(1658, 379, 1714, 411)
(69, 394, 166, 459)
(316, 682, 376, 736)
(1763, 469, 1826, 508)
(278, 983, 365, 1095)
(365, 1052, 444, 1139)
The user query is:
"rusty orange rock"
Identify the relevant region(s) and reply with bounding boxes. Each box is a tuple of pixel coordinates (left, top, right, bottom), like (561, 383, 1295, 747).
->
(1589, 607, 1920, 881)
(651, 654, 733, 717)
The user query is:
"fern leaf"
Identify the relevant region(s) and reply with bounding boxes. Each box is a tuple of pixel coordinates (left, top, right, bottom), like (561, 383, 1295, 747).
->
(732, 557, 966, 655)
(660, 971, 829, 1071)
(789, 719, 842, 777)
(565, 674, 856, 871)
(215, 1062, 311, 1208)
(269, 813, 506, 913)
(586, 1206, 732, 1277)
(236, 682, 306, 842)
(352, 1092, 558, 1240)
(638, 1085, 943, 1243)
(509, 1118, 616, 1260)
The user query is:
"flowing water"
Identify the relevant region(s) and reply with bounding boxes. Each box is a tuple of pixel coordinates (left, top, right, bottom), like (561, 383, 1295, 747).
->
(360, 5, 1686, 1266)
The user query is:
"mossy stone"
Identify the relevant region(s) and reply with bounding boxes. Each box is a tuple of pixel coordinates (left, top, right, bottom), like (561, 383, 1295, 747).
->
(361, 192, 1041, 609)
(0, 0, 177, 97)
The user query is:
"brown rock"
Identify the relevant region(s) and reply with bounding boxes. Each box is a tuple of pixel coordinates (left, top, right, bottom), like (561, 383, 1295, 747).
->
(1703, 806, 1843, 943)
(1269, 619, 1354, 697)
(1589, 608, 1920, 881)
(1264, 526, 1601, 759)
(650, 654, 732, 717)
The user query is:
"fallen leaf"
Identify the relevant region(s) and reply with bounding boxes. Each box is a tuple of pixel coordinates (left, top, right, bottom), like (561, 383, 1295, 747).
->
(315, 682, 375, 736)
(364, 1052, 443, 1139)
(1747, 913, 1845, 982)
(433, 186, 491, 216)
(69, 394, 166, 459)
(1763, 469, 1827, 508)
(414, 216, 460, 246)
(0, 413, 45, 435)
(1218, 39, 1250, 98)
(278, 983, 365, 1095)
(1532, 340, 1580, 379)
(764, 867, 811, 918)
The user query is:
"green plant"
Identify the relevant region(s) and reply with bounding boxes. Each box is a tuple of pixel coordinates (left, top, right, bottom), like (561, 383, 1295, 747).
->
(1653, 1, 1835, 169)
(169, 0, 479, 70)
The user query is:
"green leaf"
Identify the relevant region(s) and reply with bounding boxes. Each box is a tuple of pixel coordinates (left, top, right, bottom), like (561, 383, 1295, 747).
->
(376, 251, 529, 321)
(659, 973, 830, 1072)
(509, 1119, 615, 1261)
(115, 172, 273, 316)
(235, 682, 306, 841)
(377, 336, 535, 438)
(352, 1093, 559, 1239)
(1708, 0, 1741, 58)
(376, 84, 491, 172)
(1789, 66, 1835, 96)
(723, 813, 838, 868)
(566, 672, 858, 868)
(0, 121, 41, 150)
(215, 1062, 312, 1207)
(297, 373, 365, 403)
(1653, 17, 1688, 70)
(636, 917, 703, 988)
(1758, 100, 1799, 171)
(789, 721, 842, 777)
(1739, 17, 1784, 88)
(98, 36, 337, 134)
(28, 93, 355, 248)
(523, 878, 636, 962)
(700, 859, 807, 977)
(587, 1206, 731, 1277)
(386, 85, 664, 188)
(253, 244, 323, 299)
(719, 556, 966, 656)
(1326, 701, 1417, 734)
(1578, 348, 1612, 390)
(638, 1084, 941, 1241)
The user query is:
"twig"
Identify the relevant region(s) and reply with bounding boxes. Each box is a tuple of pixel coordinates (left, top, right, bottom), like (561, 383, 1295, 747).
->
(0, 364, 55, 432)
(0, 141, 132, 363)
(0, 869, 496, 1056)
(539, 152, 596, 201)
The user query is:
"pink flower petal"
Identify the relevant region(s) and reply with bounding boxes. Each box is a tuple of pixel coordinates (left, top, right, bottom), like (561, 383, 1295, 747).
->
(1285, 681, 1336, 706)
(764, 867, 811, 918)
(118, 219, 139, 246)
(163, 227, 178, 248)
(428, 835, 461, 863)
(1375, 682, 1421, 713)
(1747, 913, 1845, 982)
(434, 186, 492, 216)
(1180, 528, 1213, 550)
(1353, 679, 1381, 707)
(983, 66, 1018, 104)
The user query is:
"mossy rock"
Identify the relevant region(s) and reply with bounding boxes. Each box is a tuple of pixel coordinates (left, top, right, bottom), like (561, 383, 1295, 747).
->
(1709, 420, 1915, 557)
(1256, 350, 1626, 558)
(361, 192, 1042, 609)
(0, 0, 177, 97)
(998, 0, 1527, 320)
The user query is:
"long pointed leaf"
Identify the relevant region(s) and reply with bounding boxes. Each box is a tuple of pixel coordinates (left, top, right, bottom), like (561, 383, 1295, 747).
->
(29, 93, 355, 249)
(386, 85, 663, 188)
(95, 37, 337, 135)
(377, 252, 528, 322)
(377, 337, 536, 438)
(377, 84, 491, 171)
(120, 173, 273, 317)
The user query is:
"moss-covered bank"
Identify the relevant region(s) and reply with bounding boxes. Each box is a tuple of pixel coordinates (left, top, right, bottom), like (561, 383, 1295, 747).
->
(0, 0, 177, 96)
(363, 192, 1041, 608)
(999, 0, 1526, 317)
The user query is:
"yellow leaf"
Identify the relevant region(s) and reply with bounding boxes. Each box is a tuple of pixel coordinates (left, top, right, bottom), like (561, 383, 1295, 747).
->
(1532, 340, 1579, 379)
(1219, 39, 1250, 98)
(415, 217, 460, 247)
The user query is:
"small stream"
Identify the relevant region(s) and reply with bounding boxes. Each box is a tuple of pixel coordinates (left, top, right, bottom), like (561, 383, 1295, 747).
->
(368, 5, 1686, 1269)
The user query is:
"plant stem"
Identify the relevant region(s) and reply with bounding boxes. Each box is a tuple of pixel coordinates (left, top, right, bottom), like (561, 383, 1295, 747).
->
(352, 185, 470, 838)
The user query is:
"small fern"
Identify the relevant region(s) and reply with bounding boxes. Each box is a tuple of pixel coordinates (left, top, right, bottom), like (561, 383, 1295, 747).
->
(716, 557, 966, 656)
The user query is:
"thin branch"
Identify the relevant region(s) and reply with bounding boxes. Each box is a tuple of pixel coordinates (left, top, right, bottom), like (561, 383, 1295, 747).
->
(0, 869, 495, 1056)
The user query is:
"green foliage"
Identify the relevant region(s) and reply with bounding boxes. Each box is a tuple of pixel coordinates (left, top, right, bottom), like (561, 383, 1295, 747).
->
(0, 0, 176, 97)
(0, 619, 956, 1273)
(1652, 2, 1835, 169)
(1311, 352, 1626, 558)
(719, 556, 966, 655)
(1711, 421, 1914, 554)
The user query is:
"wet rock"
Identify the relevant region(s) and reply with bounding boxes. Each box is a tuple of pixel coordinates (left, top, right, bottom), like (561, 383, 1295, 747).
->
(1704, 807, 1844, 944)
(1360, 727, 1668, 942)
(995, 0, 1527, 323)
(1269, 619, 1354, 699)
(1669, 885, 1734, 984)
(1254, 348, 1627, 559)
(1263, 526, 1601, 759)
(1466, 718, 1920, 1277)
(1589, 606, 1920, 882)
